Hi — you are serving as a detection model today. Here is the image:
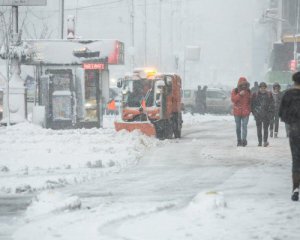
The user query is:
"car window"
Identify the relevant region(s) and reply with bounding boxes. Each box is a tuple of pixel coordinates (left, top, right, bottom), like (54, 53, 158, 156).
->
(207, 91, 225, 99)
(183, 90, 192, 98)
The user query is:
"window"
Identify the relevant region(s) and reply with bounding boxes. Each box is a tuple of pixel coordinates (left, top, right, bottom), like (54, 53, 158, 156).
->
(52, 73, 71, 91)
(183, 90, 191, 98)
(207, 91, 225, 99)
(52, 95, 72, 120)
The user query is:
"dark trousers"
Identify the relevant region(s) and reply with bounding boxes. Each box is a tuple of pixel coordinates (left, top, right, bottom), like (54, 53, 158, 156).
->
(256, 119, 270, 143)
(270, 113, 279, 133)
(286, 124, 290, 137)
(290, 135, 300, 173)
(290, 135, 300, 190)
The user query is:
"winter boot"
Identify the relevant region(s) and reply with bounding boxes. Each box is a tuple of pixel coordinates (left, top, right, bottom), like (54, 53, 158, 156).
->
(237, 140, 242, 147)
(291, 188, 299, 201)
(263, 142, 269, 147)
(292, 172, 300, 196)
(274, 132, 278, 138)
(242, 139, 247, 147)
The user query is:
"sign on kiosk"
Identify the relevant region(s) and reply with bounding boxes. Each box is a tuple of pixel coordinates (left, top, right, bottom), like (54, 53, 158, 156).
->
(83, 63, 105, 70)
(0, 0, 47, 5)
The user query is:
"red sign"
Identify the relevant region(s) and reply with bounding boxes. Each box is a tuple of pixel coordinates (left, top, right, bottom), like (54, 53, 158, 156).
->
(289, 60, 297, 72)
(83, 63, 105, 70)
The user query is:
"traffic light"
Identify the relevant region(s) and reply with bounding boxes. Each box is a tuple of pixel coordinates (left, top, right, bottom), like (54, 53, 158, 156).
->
(289, 59, 297, 72)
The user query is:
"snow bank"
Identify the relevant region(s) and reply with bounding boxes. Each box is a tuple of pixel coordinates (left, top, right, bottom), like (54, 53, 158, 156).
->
(186, 191, 227, 213)
(26, 191, 81, 219)
(0, 121, 160, 194)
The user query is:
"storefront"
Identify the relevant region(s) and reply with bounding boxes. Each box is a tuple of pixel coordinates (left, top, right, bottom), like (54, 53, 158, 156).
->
(22, 39, 123, 129)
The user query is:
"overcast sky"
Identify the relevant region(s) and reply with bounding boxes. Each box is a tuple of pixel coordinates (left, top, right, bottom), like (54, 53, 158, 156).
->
(1, 0, 270, 88)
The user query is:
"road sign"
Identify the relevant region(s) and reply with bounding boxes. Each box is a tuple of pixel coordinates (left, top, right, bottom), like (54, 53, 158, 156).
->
(83, 63, 106, 70)
(0, 0, 47, 6)
(185, 46, 201, 61)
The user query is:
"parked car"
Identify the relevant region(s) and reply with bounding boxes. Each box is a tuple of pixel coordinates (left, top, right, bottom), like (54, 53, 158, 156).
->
(182, 89, 197, 113)
(206, 88, 232, 114)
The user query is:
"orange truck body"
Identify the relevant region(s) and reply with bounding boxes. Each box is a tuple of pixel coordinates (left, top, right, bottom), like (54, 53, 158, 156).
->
(114, 70, 183, 139)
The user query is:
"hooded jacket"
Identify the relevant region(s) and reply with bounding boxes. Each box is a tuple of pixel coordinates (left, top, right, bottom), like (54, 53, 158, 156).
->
(231, 77, 251, 117)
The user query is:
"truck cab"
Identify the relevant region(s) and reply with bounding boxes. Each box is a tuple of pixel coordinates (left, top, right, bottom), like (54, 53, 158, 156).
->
(115, 68, 183, 139)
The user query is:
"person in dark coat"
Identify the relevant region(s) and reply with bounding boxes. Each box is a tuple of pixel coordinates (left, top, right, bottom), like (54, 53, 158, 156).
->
(251, 81, 259, 94)
(201, 86, 207, 114)
(283, 84, 293, 138)
(231, 77, 251, 147)
(270, 83, 283, 138)
(251, 82, 275, 147)
(195, 85, 207, 114)
(195, 86, 203, 114)
(279, 72, 300, 201)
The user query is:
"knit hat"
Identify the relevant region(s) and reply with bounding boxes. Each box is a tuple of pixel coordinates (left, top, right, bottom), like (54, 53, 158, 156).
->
(259, 82, 267, 88)
(238, 77, 248, 87)
(273, 82, 281, 89)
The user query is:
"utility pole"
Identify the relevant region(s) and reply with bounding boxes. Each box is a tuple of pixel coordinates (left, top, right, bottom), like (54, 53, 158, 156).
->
(60, 0, 64, 39)
(130, 0, 135, 70)
(5, 39, 10, 126)
(159, 0, 162, 68)
(294, 0, 300, 61)
(170, 0, 174, 69)
(144, 0, 147, 66)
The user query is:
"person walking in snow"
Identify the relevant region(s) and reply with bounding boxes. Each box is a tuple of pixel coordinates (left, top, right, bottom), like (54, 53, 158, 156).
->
(231, 77, 251, 147)
(195, 85, 203, 114)
(269, 83, 283, 138)
(251, 82, 275, 147)
(279, 72, 300, 201)
(251, 81, 259, 94)
(201, 86, 208, 114)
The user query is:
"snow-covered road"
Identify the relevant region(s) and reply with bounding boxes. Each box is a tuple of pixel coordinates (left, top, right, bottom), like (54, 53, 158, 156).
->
(4, 115, 298, 240)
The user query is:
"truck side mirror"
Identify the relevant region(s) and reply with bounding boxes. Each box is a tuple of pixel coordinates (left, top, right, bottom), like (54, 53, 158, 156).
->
(117, 78, 123, 88)
(164, 76, 172, 86)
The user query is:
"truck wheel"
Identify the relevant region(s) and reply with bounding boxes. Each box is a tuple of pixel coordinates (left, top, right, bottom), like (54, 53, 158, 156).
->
(165, 120, 174, 139)
(172, 113, 182, 139)
(155, 120, 173, 140)
(174, 128, 181, 138)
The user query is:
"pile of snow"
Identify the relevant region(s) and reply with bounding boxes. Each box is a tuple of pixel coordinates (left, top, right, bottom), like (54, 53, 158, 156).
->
(26, 191, 81, 220)
(0, 122, 161, 193)
(186, 191, 227, 214)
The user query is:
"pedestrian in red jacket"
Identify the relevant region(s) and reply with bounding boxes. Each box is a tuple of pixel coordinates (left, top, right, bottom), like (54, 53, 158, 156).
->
(231, 77, 251, 146)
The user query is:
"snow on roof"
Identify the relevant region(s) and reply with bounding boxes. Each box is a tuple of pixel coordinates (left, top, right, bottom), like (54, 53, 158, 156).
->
(52, 91, 72, 96)
(23, 39, 119, 66)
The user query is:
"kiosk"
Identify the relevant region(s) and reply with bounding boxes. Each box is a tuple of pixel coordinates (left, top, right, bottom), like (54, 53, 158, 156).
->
(23, 39, 124, 129)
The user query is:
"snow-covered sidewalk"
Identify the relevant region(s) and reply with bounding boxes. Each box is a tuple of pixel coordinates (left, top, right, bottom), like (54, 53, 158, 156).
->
(0, 116, 160, 194)
(0, 114, 229, 194)
(9, 114, 300, 240)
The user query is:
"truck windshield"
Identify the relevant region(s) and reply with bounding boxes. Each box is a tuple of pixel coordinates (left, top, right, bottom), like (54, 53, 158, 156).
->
(122, 79, 155, 107)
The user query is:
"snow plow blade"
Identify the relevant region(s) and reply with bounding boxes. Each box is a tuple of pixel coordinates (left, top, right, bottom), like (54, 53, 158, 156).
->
(114, 121, 156, 137)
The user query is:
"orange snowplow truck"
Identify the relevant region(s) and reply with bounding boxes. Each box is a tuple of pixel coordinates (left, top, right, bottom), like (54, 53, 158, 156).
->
(114, 68, 183, 139)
